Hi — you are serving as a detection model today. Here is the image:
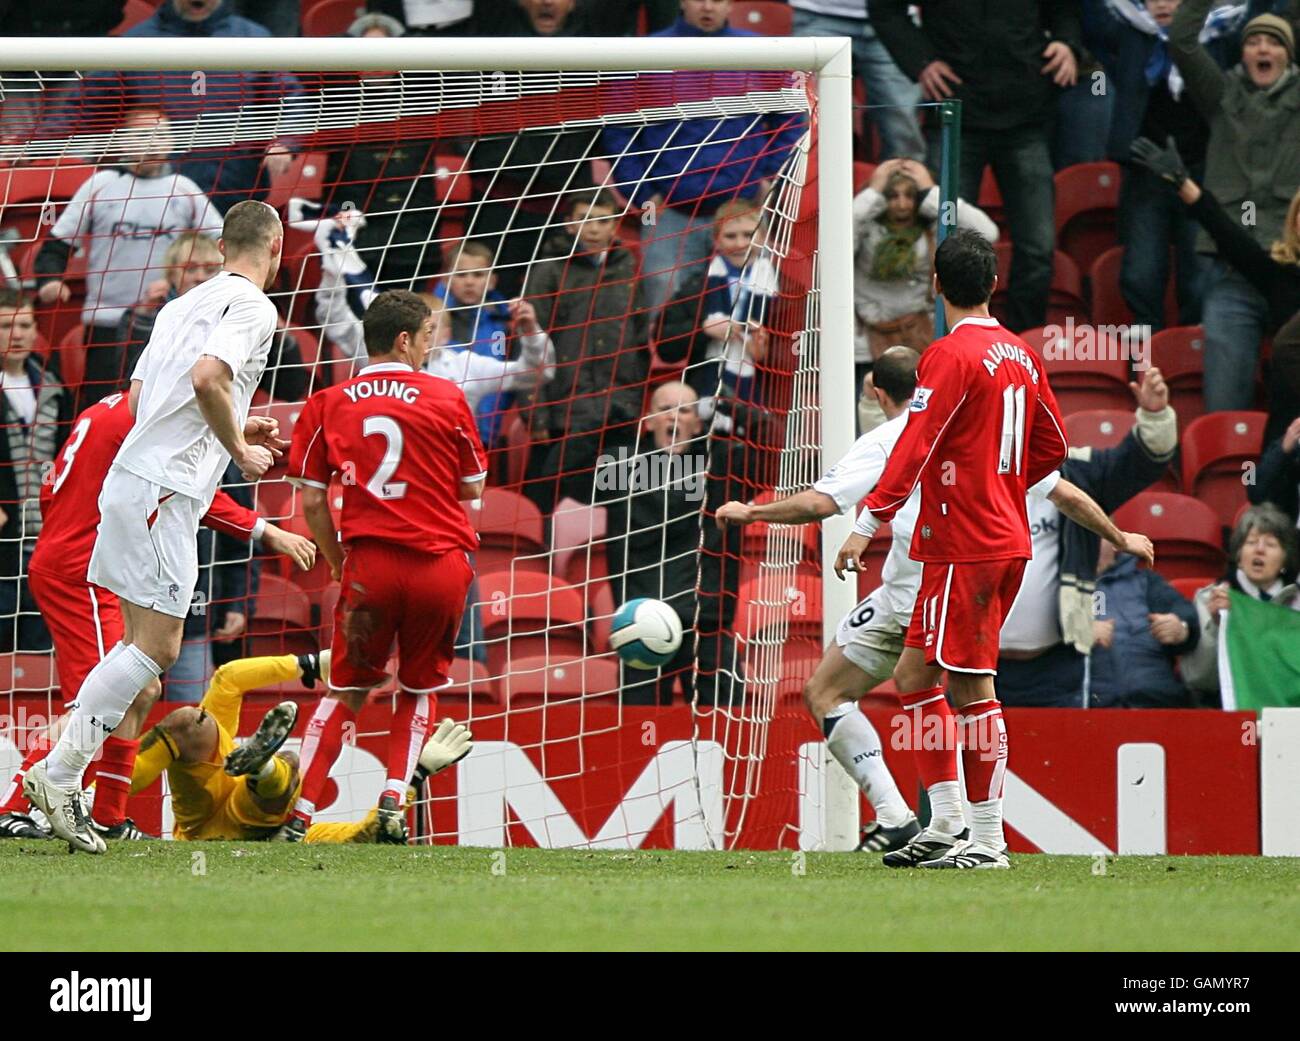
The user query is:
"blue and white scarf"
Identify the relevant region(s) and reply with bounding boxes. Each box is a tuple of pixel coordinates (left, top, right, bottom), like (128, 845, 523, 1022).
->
(1104, 0, 1248, 98)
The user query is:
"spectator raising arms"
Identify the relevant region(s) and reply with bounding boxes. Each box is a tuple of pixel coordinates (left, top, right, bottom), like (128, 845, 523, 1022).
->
(1169, 2, 1300, 412)
(870, 0, 1082, 332)
(851, 157, 998, 392)
(1180, 502, 1300, 701)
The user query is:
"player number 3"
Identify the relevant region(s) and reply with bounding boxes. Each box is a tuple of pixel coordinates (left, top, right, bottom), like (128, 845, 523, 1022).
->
(362, 414, 408, 500)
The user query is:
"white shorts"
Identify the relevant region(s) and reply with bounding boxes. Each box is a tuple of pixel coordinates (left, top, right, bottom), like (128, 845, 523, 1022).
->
(835, 585, 906, 684)
(87, 467, 206, 620)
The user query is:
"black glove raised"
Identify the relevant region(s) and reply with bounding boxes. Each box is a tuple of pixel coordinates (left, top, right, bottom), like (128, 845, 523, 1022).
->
(1130, 135, 1189, 188)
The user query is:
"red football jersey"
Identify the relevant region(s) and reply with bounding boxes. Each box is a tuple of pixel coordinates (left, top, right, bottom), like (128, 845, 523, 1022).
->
(30, 392, 262, 580)
(287, 362, 487, 555)
(862, 315, 1068, 563)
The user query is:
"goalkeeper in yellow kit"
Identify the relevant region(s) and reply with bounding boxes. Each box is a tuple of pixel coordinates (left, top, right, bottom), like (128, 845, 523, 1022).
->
(129, 651, 471, 843)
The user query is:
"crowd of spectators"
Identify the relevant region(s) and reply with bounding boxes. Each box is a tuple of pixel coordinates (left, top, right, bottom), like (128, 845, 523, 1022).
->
(1, 0, 1299, 709)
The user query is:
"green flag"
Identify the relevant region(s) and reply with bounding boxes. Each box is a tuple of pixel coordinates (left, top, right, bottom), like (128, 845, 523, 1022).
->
(1218, 589, 1300, 710)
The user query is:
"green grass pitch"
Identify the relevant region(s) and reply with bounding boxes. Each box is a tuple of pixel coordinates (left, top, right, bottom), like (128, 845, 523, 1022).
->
(2, 843, 1296, 951)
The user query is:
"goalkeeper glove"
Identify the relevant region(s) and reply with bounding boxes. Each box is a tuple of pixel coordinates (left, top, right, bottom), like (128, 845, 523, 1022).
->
(414, 719, 473, 781)
(1130, 135, 1188, 188)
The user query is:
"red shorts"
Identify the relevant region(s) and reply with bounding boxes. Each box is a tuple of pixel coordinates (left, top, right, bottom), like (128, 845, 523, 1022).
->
(904, 558, 1027, 674)
(27, 568, 124, 702)
(330, 540, 474, 694)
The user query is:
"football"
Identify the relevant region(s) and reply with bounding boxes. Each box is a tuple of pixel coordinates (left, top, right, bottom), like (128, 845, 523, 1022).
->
(609, 597, 684, 669)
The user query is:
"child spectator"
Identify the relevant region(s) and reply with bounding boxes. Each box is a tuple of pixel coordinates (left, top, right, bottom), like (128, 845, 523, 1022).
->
(420, 292, 556, 435)
(1088, 538, 1200, 707)
(34, 108, 218, 408)
(1179, 502, 1300, 701)
(850, 158, 998, 386)
(657, 200, 779, 439)
(522, 189, 649, 514)
(0, 289, 72, 652)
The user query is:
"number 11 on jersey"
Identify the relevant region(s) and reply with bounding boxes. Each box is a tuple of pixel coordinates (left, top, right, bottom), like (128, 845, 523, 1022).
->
(997, 384, 1026, 476)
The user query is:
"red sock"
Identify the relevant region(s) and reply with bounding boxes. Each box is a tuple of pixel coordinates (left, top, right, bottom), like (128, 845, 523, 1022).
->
(89, 736, 139, 828)
(1, 731, 50, 813)
(957, 699, 1008, 803)
(896, 685, 959, 787)
(292, 699, 356, 824)
(383, 694, 431, 803)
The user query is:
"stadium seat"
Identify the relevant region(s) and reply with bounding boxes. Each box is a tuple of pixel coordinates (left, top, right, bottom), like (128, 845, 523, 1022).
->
(502, 653, 621, 704)
(489, 410, 530, 488)
(852, 161, 876, 194)
(1112, 492, 1226, 580)
(56, 324, 87, 392)
(442, 655, 500, 702)
(0, 653, 58, 695)
(265, 150, 328, 211)
(735, 573, 824, 645)
(464, 487, 548, 573)
(992, 246, 1086, 328)
(1169, 576, 1214, 602)
(247, 573, 317, 656)
(302, 0, 364, 37)
(549, 498, 607, 580)
(772, 642, 822, 705)
(1054, 161, 1120, 277)
(729, 1, 794, 35)
(1180, 411, 1267, 529)
(0, 160, 95, 207)
(477, 571, 587, 669)
(110, 0, 157, 36)
(856, 520, 892, 600)
(253, 479, 296, 523)
(587, 577, 614, 654)
(1020, 325, 1133, 413)
(1149, 325, 1206, 427)
(977, 167, 1004, 228)
(1088, 245, 1178, 328)
(1063, 408, 1135, 450)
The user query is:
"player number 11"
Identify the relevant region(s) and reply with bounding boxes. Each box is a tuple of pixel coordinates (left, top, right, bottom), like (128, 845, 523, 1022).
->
(998, 384, 1026, 476)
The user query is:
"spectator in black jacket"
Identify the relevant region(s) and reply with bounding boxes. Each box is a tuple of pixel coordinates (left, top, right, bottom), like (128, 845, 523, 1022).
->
(997, 366, 1179, 706)
(1131, 135, 1300, 438)
(1252, 415, 1300, 521)
(870, 0, 1083, 332)
(596, 381, 715, 704)
(1089, 538, 1199, 707)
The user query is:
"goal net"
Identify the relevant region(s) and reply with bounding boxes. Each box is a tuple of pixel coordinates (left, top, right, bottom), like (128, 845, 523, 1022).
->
(0, 36, 859, 851)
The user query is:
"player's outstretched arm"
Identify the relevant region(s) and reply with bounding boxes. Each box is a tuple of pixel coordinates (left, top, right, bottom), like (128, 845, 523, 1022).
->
(1048, 477, 1155, 566)
(301, 485, 344, 580)
(716, 490, 838, 529)
(261, 523, 317, 572)
(192, 356, 277, 480)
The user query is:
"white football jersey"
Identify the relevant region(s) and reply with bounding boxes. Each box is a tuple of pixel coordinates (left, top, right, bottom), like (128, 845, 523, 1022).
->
(115, 271, 277, 503)
(813, 411, 921, 627)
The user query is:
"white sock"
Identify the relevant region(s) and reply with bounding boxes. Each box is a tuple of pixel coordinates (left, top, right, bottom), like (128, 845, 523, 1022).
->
(969, 798, 1005, 851)
(823, 701, 912, 828)
(45, 644, 162, 790)
(927, 781, 966, 836)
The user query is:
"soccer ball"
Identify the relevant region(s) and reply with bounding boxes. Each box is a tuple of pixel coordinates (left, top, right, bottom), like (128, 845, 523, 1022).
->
(610, 598, 684, 669)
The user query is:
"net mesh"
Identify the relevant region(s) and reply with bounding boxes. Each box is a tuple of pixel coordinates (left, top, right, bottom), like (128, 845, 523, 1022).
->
(0, 60, 835, 850)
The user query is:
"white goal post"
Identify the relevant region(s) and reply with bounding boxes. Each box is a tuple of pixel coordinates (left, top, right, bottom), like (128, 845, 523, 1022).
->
(0, 35, 861, 850)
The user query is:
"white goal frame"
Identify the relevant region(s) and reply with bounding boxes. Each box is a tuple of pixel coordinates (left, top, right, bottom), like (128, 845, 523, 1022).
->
(1, 35, 861, 850)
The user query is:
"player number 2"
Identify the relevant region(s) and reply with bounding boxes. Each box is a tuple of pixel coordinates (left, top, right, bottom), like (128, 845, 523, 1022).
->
(362, 415, 408, 500)
(997, 384, 1026, 476)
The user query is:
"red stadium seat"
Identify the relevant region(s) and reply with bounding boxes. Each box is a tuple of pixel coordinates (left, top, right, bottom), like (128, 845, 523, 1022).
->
(1149, 325, 1206, 427)
(464, 487, 548, 573)
(247, 573, 317, 656)
(1020, 325, 1133, 413)
(1112, 492, 1225, 580)
(771, 642, 822, 705)
(110, 0, 157, 36)
(265, 151, 328, 211)
(442, 655, 499, 702)
(992, 246, 1086, 328)
(730, 1, 794, 35)
(0, 160, 95, 207)
(1054, 161, 1120, 277)
(488, 410, 530, 488)
(253, 479, 296, 523)
(549, 498, 607, 580)
(1180, 411, 1267, 529)
(503, 653, 621, 704)
(735, 573, 824, 645)
(56, 324, 87, 392)
(1063, 408, 1135, 450)
(0, 653, 58, 695)
(477, 571, 587, 670)
(852, 162, 876, 194)
(1088, 245, 1178, 329)
(302, 0, 364, 37)
(1168, 576, 1214, 602)
(856, 520, 892, 600)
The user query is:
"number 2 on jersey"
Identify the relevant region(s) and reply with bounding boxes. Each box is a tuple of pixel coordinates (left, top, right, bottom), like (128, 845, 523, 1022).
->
(997, 384, 1026, 476)
(362, 415, 408, 500)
